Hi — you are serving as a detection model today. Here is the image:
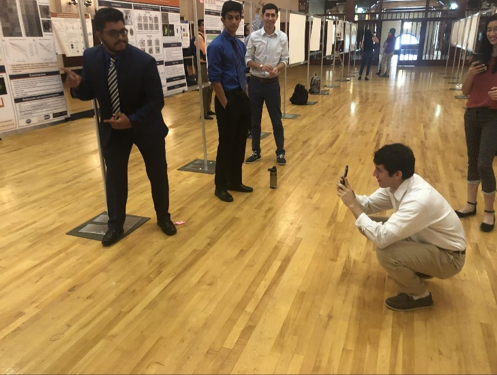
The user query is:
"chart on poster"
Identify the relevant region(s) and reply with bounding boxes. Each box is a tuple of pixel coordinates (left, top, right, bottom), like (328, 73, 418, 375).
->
(51, 13, 93, 57)
(0, 0, 68, 134)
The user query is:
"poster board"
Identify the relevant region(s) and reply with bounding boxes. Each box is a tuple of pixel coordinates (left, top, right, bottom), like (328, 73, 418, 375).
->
(97, 0, 187, 96)
(344, 22, 351, 53)
(351, 23, 357, 49)
(288, 12, 306, 64)
(325, 20, 335, 56)
(467, 14, 479, 52)
(462, 16, 471, 50)
(450, 20, 459, 46)
(457, 18, 465, 48)
(0, 0, 68, 135)
(309, 17, 321, 52)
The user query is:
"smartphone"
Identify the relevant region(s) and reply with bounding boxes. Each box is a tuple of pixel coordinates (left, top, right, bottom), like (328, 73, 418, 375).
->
(340, 165, 348, 185)
(472, 52, 484, 65)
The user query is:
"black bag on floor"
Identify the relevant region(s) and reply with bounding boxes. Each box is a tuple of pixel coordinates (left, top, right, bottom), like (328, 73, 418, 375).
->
(290, 83, 308, 105)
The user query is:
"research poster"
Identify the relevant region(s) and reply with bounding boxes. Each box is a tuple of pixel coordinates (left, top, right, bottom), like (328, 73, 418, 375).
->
(0, 0, 68, 134)
(204, 0, 244, 47)
(97, 0, 186, 96)
(0, 45, 17, 132)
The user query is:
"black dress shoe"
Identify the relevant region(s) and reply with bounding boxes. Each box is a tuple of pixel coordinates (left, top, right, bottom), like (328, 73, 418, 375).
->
(157, 219, 177, 236)
(215, 189, 233, 202)
(207, 110, 216, 115)
(227, 183, 253, 193)
(204, 114, 214, 120)
(455, 201, 477, 218)
(102, 228, 124, 247)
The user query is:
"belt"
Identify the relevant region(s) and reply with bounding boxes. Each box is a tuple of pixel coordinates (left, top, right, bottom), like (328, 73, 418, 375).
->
(251, 75, 279, 84)
(225, 88, 245, 95)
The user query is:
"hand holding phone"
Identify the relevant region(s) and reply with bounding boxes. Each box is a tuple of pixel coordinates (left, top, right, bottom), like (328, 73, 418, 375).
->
(340, 165, 348, 185)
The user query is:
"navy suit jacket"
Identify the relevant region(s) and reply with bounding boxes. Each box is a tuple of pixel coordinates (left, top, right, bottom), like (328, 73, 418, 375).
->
(73, 44, 168, 148)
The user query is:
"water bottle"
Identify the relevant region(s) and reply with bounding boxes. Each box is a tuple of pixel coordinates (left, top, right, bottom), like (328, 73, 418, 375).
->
(268, 166, 277, 189)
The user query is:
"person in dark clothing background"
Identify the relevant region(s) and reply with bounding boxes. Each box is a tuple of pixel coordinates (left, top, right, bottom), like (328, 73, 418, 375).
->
(358, 29, 378, 81)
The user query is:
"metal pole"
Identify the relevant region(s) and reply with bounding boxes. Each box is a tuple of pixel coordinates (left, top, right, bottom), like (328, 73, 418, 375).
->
(282, 9, 300, 118)
(307, 15, 311, 89)
(319, 16, 325, 92)
(78, 0, 107, 206)
(192, 0, 209, 170)
(283, 8, 288, 115)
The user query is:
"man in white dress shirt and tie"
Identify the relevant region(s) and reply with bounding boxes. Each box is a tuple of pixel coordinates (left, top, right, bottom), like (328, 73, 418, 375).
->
(244, 3, 289, 166)
(337, 143, 466, 311)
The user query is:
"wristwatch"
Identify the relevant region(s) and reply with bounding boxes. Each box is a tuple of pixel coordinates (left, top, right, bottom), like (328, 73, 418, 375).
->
(259, 64, 263, 69)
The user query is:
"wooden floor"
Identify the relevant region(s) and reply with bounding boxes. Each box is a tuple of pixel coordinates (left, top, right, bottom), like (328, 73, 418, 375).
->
(1, 63, 497, 374)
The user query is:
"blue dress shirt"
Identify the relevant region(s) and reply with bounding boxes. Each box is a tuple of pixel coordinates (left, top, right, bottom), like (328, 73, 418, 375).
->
(207, 30, 246, 92)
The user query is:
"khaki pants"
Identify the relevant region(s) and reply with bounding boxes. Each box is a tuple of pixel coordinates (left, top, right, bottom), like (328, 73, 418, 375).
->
(380, 52, 394, 76)
(376, 240, 465, 295)
(369, 216, 465, 295)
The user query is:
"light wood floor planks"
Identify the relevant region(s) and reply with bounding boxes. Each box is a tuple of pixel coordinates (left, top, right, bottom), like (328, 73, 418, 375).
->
(1, 64, 497, 374)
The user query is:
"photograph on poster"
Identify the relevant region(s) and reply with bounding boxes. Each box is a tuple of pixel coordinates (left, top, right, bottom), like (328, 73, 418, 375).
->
(1, 0, 23, 37)
(21, 0, 43, 37)
(39, 5, 51, 19)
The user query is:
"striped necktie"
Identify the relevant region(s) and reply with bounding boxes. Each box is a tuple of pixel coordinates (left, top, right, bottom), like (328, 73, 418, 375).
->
(108, 57, 120, 114)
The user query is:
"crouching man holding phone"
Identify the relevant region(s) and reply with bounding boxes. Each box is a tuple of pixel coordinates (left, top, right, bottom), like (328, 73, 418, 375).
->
(337, 144, 466, 311)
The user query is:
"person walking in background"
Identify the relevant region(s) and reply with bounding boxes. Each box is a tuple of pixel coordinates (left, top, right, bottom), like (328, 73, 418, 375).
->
(207, 1, 253, 203)
(358, 29, 378, 81)
(64, 7, 176, 246)
(245, 3, 289, 166)
(454, 14, 497, 233)
(194, 19, 215, 120)
(377, 28, 396, 78)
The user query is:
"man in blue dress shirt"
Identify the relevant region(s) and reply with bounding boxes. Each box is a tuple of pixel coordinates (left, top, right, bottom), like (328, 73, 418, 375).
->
(207, 1, 253, 203)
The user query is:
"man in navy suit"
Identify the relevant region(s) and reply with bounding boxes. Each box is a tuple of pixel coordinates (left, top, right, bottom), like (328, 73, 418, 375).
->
(64, 7, 176, 246)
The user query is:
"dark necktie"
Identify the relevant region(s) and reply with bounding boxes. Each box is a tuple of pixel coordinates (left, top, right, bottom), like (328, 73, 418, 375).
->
(230, 38, 246, 90)
(108, 57, 120, 114)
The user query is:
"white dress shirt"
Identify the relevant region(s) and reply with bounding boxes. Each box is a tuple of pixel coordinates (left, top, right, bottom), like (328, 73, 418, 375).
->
(245, 27, 289, 78)
(354, 174, 466, 251)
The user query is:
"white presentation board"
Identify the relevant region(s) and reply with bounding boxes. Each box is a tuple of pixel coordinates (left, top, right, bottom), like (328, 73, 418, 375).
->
(325, 20, 335, 56)
(457, 18, 466, 48)
(288, 12, 306, 64)
(462, 16, 471, 50)
(467, 14, 479, 52)
(310, 17, 321, 52)
(344, 22, 351, 53)
(450, 20, 459, 46)
(351, 23, 357, 48)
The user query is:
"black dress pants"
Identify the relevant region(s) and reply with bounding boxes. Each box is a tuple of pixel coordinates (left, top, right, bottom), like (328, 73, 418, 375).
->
(103, 128, 170, 230)
(214, 90, 251, 190)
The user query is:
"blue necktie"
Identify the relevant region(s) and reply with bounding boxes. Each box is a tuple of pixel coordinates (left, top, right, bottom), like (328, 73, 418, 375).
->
(108, 57, 120, 114)
(230, 38, 246, 90)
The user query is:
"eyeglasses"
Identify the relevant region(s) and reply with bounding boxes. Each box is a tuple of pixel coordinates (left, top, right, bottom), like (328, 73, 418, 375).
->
(105, 28, 128, 38)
